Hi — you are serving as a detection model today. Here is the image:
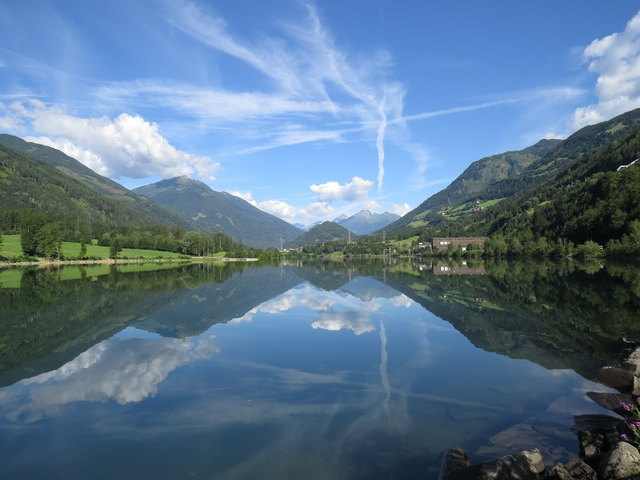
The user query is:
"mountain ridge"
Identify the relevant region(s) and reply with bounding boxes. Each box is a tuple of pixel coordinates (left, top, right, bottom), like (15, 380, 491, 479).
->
(134, 176, 303, 249)
(0, 134, 197, 230)
(286, 221, 354, 248)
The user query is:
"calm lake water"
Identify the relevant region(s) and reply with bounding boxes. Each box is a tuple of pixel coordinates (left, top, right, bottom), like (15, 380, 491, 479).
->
(1, 259, 639, 479)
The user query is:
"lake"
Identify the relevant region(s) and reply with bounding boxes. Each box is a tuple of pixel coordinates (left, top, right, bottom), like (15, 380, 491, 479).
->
(1, 258, 639, 479)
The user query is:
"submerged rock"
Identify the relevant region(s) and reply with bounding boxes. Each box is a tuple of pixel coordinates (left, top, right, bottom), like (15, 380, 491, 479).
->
(573, 414, 625, 458)
(439, 447, 470, 480)
(440, 448, 544, 480)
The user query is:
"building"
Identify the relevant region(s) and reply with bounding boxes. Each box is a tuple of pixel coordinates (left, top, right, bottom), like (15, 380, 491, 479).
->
(431, 237, 487, 251)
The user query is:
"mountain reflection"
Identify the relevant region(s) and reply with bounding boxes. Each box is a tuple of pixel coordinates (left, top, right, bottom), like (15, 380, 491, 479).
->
(0, 333, 219, 422)
(1, 259, 639, 479)
(2, 259, 640, 387)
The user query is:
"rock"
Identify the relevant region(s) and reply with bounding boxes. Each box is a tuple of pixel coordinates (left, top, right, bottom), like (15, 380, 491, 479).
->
(522, 449, 546, 474)
(546, 463, 573, 480)
(545, 458, 598, 479)
(595, 366, 635, 392)
(439, 447, 470, 480)
(574, 414, 626, 432)
(625, 347, 640, 373)
(599, 441, 640, 479)
(464, 449, 545, 480)
(573, 414, 625, 457)
(586, 393, 634, 415)
(634, 377, 640, 397)
(476, 421, 573, 466)
(576, 429, 607, 458)
(565, 458, 597, 479)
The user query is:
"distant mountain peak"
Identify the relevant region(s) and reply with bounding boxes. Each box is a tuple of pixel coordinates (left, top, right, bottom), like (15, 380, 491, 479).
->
(336, 210, 400, 235)
(355, 209, 374, 217)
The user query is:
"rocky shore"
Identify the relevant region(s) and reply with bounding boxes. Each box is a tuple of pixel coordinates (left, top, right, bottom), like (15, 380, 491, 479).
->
(439, 347, 640, 480)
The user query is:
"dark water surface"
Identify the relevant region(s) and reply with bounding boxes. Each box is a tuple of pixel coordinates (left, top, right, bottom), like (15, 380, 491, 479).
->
(1, 259, 639, 479)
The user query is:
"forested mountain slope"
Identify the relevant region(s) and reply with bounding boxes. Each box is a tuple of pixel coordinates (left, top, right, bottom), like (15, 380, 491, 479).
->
(388, 108, 640, 233)
(0, 134, 196, 230)
(445, 127, 640, 245)
(134, 176, 303, 249)
(0, 143, 169, 229)
(286, 221, 353, 247)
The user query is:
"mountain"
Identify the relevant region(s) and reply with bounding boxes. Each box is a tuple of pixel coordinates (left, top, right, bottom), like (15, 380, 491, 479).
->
(0, 134, 197, 230)
(447, 126, 640, 245)
(0, 142, 178, 229)
(286, 221, 353, 247)
(389, 108, 640, 233)
(133, 176, 303, 249)
(337, 210, 400, 235)
(385, 139, 561, 232)
(293, 221, 322, 231)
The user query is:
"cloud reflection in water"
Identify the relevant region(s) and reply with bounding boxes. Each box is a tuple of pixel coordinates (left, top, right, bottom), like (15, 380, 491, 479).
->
(0, 333, 219, 422)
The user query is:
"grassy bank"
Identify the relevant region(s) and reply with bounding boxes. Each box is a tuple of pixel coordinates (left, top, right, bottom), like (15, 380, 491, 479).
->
(1, 234, 191, 260)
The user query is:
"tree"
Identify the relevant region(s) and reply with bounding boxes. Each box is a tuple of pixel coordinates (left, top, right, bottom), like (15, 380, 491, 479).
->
(109, 237, 122, 259)
(575, 240, 603, 258)
(21, 214, 45, 256)
(79, 237, 87, 259)
(38, 223, 62, 259)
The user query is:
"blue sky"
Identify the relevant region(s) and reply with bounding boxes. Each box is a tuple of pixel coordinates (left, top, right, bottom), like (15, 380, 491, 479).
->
(1, 0, 640, 226)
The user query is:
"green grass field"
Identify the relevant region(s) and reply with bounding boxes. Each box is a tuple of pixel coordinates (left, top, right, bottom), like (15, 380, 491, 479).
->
(1, 234, 190, 260)
(392, 235, 419, 246)
(0, 235, 22, 257)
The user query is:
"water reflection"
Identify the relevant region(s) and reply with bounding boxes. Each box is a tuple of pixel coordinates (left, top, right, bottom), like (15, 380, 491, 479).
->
(0, 333, 218, 422)
(0, 259, 638, 479)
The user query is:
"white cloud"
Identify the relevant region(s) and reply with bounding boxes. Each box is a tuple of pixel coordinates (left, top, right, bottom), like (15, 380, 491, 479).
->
(0, 115, 21, 130)
(543, 132, 568, 140)
(165, 1, 305, 95)
(388, 203, 412, 216)
(259, 199, 334, 225)
(9, 101, 220, 180)
(229, 191, 334, 225)
(572, 10, 640, 129)
(310, 176, 373, 202)
(95, 81, 337, 122)
(95, 0, 406, 188)
(229, 190, 258, 206)
(233, 176, 380, 225)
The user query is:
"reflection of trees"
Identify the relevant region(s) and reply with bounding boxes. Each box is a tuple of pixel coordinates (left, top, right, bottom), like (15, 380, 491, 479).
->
(133, 265, 303, 338)
(287, 258, 640, 380)
(3, 258, 640, 389)
(380, 259, 640, 380)
(0, 263, 251, 386)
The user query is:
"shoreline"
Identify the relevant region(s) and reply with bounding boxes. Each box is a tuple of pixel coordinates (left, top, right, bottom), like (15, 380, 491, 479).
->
(0, 256, 259, 268)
